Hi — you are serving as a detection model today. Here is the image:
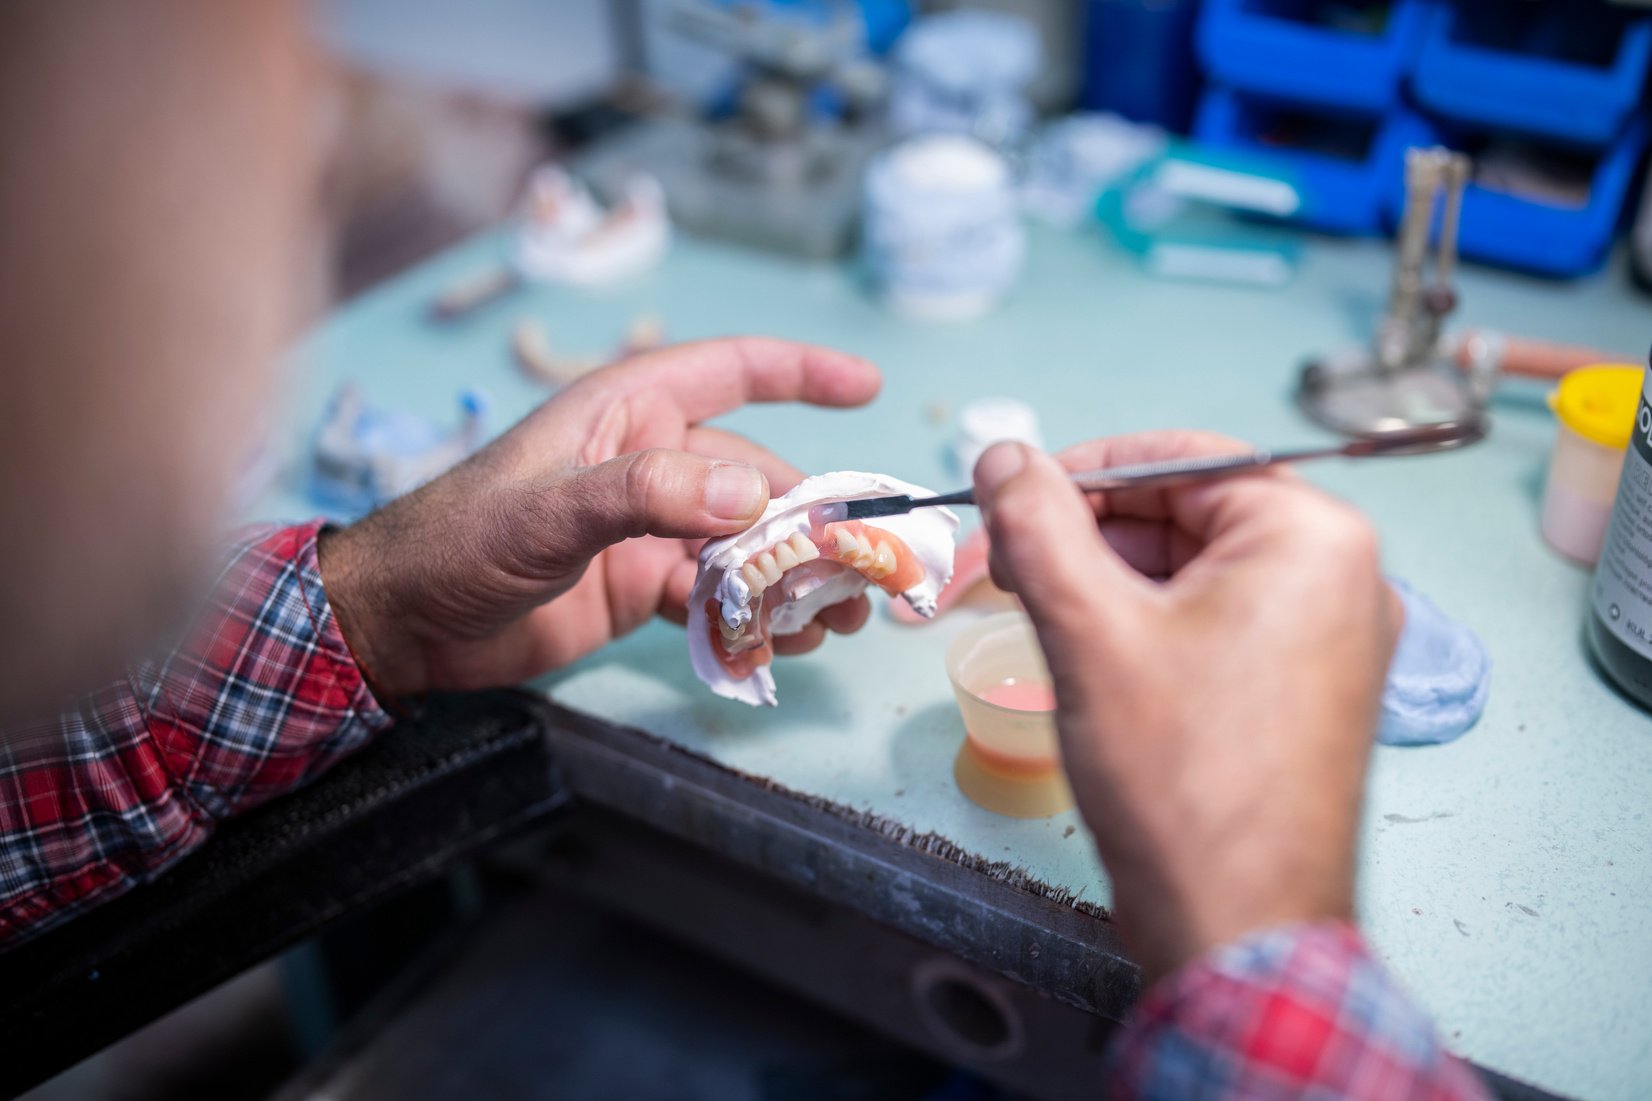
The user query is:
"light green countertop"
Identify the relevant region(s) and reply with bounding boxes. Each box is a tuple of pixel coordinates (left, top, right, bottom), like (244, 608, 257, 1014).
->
(253, 223, 1652, 1101)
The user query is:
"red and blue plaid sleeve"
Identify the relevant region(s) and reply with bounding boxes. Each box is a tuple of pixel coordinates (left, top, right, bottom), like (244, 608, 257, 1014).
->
(1107, 921, 1491, 1100)
(0, 520, 392, 948)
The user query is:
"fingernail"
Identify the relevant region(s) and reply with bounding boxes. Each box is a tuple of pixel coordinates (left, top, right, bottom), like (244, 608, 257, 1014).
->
(706, 463, 767, 520)
(974, 442, 1028, 500)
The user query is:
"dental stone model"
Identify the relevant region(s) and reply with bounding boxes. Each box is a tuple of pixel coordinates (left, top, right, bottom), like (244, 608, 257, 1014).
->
(513, 165, 670, 287)
(309, 384, 487, 519)
(689, 472, 960, 706)
(1377, 577, 1491, 747)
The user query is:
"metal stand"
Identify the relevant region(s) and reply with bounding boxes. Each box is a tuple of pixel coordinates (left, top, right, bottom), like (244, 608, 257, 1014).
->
(1298, 147, 1484, 438)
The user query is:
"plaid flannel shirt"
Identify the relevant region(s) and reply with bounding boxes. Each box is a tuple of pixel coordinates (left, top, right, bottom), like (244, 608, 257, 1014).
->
(1108, 921, 1491, 1100)
(0, 523, 1486, 1100)
(0, 521, 390, 947)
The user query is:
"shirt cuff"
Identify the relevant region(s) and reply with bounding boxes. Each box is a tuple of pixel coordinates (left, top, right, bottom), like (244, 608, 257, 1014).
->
(1107, 921, 1490, 1100)
(142, 519, 396, 818)
(285, 518, 396, 731)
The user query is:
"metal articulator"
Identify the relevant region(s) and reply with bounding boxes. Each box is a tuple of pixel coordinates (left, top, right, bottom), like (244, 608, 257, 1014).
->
(581, 0, 888, 258)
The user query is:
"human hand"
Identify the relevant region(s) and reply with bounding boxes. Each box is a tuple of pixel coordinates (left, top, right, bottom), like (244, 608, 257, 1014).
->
(319, 338, 881, 698)
(972, 433, 1401, 983)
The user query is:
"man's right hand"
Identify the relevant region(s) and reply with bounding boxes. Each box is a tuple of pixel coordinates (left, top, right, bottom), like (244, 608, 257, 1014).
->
(972, 433, 1401, 984)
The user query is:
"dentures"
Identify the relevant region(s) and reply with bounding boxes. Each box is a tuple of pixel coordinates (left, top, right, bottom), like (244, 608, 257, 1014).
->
(687, 471, 960, 706)
(739, 532, 822, 602)
(818, 521, 922, 593)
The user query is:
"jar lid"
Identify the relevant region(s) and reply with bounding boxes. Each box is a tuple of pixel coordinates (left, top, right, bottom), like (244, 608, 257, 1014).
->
(1549, 365, 1644, 450)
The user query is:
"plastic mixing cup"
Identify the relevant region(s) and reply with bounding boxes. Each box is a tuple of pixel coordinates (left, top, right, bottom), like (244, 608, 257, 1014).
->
(945, 612, 1073, 818)
(1543, 364, 1643, 565)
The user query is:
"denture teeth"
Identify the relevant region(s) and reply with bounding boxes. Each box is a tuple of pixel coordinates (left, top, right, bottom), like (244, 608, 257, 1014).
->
(757, 552, 783, 584)
(773, 542, 800, 571)
(871, 541, 896, 579)
(834, 529, 857, 557)
(742, 563, 768, 596)
(788, 532, 820, 562)
(718, 618, 745, 642)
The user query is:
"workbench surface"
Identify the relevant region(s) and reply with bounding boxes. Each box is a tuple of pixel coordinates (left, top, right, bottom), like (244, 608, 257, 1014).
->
(251, 223, 1652, 1101)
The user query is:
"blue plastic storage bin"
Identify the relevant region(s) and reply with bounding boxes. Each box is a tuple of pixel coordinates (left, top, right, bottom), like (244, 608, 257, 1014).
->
(1082, 0, 1202, 131)
(1385, 114, 1650, 278)
(1194, 86, 1416, 235)
(1197, 0, 1436, 114)
(1412, 0, 1652, 147)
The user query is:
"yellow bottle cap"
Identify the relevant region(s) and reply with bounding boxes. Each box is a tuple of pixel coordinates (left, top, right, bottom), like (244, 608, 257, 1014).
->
(1549, 364, 1645, 450)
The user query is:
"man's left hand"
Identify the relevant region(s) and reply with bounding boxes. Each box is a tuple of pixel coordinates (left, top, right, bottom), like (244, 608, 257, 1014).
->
(318, 337, 881, 698)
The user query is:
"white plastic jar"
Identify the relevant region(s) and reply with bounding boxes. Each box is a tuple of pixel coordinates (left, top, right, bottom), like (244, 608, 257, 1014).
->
(861, 135, 1025, 320)
(953, 397, 1044, 476)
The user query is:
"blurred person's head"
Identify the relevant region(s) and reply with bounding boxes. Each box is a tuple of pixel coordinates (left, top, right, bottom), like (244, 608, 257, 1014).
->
(0, 1, 321, 720)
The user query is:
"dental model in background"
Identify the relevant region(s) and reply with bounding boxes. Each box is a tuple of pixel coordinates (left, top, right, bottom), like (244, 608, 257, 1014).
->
(513, 165, 670, 287)
(689, 472, 960, 706)
(511, 314, 667, 387)
(1019, 113, 1167, 229)
(309, 385, 487, 517)
(512, 318, 597, 385)
(428, 170, 671, 322)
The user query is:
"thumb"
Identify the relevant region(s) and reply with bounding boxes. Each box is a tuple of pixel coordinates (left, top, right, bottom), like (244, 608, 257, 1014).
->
(558, 448, 770, 549)
(974, 443, 1144, 643)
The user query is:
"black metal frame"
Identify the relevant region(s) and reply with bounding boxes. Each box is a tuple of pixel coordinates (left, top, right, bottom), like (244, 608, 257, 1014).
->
(0, 691, 563, 1099)
(0, 691, 1575, 1101)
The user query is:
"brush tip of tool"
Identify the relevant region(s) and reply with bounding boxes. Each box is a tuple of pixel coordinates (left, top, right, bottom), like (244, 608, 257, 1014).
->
(842, 498, 903, 521)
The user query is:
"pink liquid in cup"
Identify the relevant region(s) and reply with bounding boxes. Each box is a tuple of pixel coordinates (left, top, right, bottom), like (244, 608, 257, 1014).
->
(980, 680, 1055, 712)
(968, 679, 1059, 776)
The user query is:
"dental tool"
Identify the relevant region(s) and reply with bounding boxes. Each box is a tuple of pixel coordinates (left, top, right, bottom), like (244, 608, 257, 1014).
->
(840, 417, 1488, 520)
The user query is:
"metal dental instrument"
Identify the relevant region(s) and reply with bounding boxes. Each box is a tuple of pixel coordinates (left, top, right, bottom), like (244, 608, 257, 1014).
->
(1297, 147, 1481, 438)
(841, 418, 1488, 520)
